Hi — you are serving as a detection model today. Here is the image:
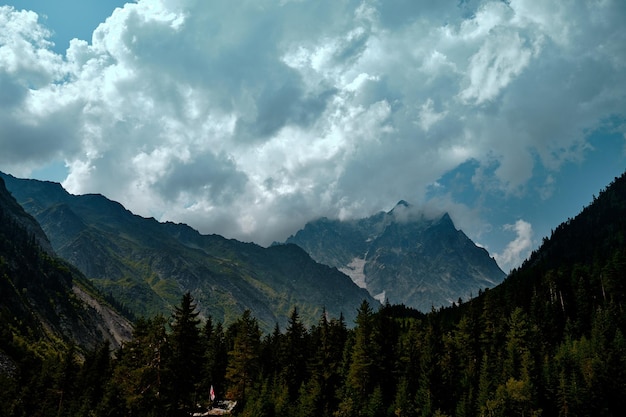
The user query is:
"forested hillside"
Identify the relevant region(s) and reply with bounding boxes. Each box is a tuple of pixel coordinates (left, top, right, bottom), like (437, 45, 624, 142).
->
(1, 171, 625, 417)
(0, 177, 132, 416)
(0, 171, 375, 331)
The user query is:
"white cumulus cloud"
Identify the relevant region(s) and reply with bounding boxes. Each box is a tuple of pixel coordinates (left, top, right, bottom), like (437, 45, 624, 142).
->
(1, 0, 625, 268)
(495, 219, 534, 272)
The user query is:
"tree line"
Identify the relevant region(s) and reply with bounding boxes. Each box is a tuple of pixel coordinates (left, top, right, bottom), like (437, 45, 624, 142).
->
(2, 266, 625, 417)
(2, 172, 626, 417)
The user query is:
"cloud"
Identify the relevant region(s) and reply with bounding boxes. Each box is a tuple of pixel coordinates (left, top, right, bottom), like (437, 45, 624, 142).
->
(1, 0, 625, 265)
(495, 219, 534, 272)
(458, 3, 541, 104)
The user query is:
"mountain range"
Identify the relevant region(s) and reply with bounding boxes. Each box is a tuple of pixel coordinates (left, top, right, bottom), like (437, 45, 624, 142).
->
(0, 172, 375, 331)
(0, 170, 506, 331)
(2, 169, 626, 416)
(285, 200, 505, 311)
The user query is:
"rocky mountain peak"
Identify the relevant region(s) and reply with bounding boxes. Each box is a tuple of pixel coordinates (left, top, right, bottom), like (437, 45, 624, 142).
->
(438, 212, 453, 225)
(393, 199, 410, 209)
(286, 204, 505, 311)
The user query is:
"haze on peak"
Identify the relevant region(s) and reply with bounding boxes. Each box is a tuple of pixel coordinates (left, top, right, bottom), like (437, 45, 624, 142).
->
(1, 0, 625, 273)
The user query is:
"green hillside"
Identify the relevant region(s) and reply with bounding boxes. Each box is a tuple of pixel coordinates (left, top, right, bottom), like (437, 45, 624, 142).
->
(0, 177, 133, 417)
(1, 171, 625, 416)
(0, 172, 375, 331)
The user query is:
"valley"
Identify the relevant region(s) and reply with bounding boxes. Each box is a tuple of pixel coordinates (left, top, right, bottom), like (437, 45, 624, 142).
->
(1, 171, 625, 416)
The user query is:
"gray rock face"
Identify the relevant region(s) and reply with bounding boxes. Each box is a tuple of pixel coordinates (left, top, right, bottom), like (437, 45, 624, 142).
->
(286, 202, 506, 311)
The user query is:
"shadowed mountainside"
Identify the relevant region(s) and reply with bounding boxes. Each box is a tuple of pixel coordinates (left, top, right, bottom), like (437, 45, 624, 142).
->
(0, 177, 132, 354)
(0, 172, 375, 331)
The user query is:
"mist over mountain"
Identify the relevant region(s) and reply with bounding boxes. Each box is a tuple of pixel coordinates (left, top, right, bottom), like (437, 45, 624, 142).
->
(2, 171, 626, 416)
(0, 172, 374, 332)
(285, 200, 506, 311)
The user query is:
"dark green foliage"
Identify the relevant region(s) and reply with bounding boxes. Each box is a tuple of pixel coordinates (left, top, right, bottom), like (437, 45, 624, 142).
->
(169, 292, 203, 413)
(225, 310, 261, 404)
(199, 317, 228, 403)
(2, 172, 626, 416)
(339, 301, 376, 414)
(281, 307, 310, 400)
(111, 314, 171, 416)
(0, 177, 131, 355)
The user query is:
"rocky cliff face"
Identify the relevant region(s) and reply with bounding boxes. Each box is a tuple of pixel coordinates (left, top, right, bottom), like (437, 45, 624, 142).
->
(0, 172, 374, 331)
(285, 201, 506, 311)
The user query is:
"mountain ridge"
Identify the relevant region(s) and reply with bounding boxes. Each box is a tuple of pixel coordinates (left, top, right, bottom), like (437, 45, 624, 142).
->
(0, 172, 375, 332)
(285, 201, 505, 311)
(0, 177, 132, 352)
(2, 172, 625, 416)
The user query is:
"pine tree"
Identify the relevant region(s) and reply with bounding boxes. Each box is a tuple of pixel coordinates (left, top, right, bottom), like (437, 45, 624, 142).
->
(375, 304, 401, 405)
(346, 300, 378, 413)
(296, 376, 323, 417)
(260, 322, 283, 379)
(281, 306, 309, 400)
(53, 344, 80, 417)
(226, 310, 261, 404)
(310, 309, 347, 417)
(111, 314, 170, 416)
(392, 376, 415, 417)
(415, 317, 443, 417)
(200, 317, 228, 404)
(169, 292, 203, 413)
(74, 341, 112, 414)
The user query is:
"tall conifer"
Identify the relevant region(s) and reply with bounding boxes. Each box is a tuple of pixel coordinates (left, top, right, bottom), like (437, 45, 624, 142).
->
(169, 292, 202, 413)
(226, 310, 261, 403)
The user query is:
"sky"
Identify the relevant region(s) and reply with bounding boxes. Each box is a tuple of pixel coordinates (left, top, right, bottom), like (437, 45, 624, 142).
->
(1, 0, 625, 273)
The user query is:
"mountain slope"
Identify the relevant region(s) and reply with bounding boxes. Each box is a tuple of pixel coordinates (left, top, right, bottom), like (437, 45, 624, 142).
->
(418, 171, 626, 416)
(285, 201, 505, 311)
(0, 177, 132, 354)
(0, 172, 375, 331)
(474, 170, 626, 329)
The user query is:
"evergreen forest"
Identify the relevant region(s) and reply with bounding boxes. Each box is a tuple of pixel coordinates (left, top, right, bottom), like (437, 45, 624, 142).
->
(2, 172, 626, 417)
